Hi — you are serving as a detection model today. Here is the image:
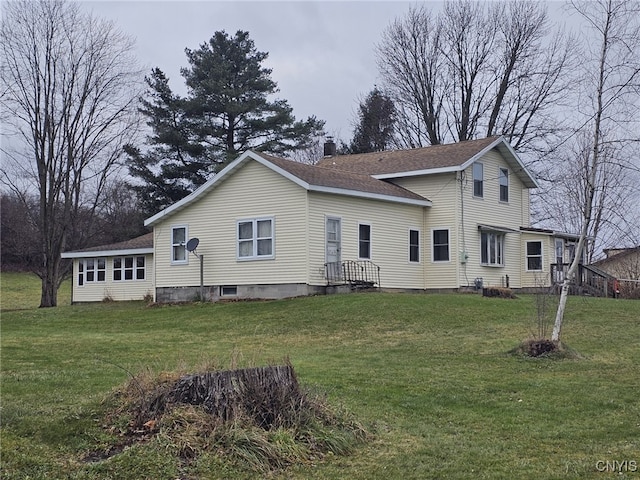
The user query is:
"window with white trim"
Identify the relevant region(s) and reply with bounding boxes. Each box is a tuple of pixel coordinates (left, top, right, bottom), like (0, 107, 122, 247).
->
(238, 217, 274, 260)
(526, 241, 543, 271)
(114, 256, 146, 281)
(473, 162, 484, 198)
(78, 258, 106, 286)
(409, 229, 420, 263)
(172, 226, 187, 264)
(358, 223, 371, 259)
(481, 232, 504, 266)
(499, 168, 509, 202)
(432, 229, 450, 262)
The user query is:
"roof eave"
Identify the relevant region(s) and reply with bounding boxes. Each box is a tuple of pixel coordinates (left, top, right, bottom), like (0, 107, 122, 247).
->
(61, 247, 154, 259)
(144, 151, 262, 227)
(310, 185, 431, 206)
(460, 136, 539, 189)
(372, 165, 459, 180)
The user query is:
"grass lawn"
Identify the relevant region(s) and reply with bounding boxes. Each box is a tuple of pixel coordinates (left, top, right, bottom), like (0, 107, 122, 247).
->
(1, 272, 639, 479)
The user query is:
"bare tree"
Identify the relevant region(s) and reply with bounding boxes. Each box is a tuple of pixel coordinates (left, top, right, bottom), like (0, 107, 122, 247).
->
(376, 0, 575, 153)
(0, 0, 142, 307)
(552, 0, 640, 341)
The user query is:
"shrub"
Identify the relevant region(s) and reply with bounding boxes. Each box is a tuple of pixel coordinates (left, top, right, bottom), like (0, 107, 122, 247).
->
(482, 287, 517, 299)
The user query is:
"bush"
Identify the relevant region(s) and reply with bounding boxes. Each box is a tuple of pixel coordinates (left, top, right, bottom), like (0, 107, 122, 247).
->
(482, 287, 517, 299)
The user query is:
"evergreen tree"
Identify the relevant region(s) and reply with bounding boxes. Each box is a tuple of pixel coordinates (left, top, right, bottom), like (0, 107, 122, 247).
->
(126, 68, 207, 215)
(127, 30, 324, 215)
(348, 87, 396, 153)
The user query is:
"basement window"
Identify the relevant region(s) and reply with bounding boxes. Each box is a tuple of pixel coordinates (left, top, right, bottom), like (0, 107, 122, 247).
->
(220, 286, 238, 296)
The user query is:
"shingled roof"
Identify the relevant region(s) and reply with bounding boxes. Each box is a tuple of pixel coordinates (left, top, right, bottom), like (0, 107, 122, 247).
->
(146, 150, 432, 226)
(255, 152, 428, 202)
(316, 136, 538, 188)
(317, 136, 500, 174)
(61, 232, 153, 258)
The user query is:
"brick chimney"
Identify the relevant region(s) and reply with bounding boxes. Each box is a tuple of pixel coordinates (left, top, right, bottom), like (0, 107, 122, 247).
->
(323, 137, 337, 157)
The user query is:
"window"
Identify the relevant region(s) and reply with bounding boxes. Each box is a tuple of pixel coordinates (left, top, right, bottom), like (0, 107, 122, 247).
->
(358, 224, 371, 259)
(526, 241, 543, 271)
(172, 226, 187, 264)
(238, 217, 274, 260)
(499, 168, 509, 202)
(220, 286, 238, 296)
(432, 229, 450, 262)
(114, 256, 145, 281)
(409, 229, 420, 263)
(555, 239, 564, 264)
(481, 232, 504, 266)
(78, 258, 105, 286)
(473, 162, 483, 197)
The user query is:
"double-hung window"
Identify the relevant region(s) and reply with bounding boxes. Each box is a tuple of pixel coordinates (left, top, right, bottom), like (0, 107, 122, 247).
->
(473, 162, 484, 198)
(481, 232, 504, 266)
(78, 258, 106, 286)
(114, 256, 146, 281)
(172, 226, 188, 264)
(499, 168, 509, 202)
(526, 241, 543, 271)
(358, 224, 371, 259)
(432, 229, 450, 262)
(238, 217, 274, 260)
(409, 229, 420, 263)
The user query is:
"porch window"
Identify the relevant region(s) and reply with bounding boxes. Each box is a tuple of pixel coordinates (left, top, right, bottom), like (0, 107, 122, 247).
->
(481, 232, 504, 266)
(114, 256, 145, 281)
(78, 258, 105, 285)
(409, 229, 420, 263)
(172, 226, 187, 264)
(358, 224, 371, 259)
(238, 217, 274, 260)
(526, 241, 543, 271)
(432, 229, 450, 262)
(473, 162, 483, 198)
(499, 168, 509, 202)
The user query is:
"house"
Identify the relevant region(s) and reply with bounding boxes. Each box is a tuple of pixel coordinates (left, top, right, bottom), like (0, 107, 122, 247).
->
(592, 246, 640, 298)
(62, 136, 583, 303)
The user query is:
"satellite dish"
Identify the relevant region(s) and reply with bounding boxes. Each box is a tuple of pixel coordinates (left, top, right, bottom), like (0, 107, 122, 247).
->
(186, 237, 199, 252)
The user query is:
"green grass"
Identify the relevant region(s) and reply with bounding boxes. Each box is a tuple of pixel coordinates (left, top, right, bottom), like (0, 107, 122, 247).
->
(0, 271, 71, 310)
(1, 272, 639, 479)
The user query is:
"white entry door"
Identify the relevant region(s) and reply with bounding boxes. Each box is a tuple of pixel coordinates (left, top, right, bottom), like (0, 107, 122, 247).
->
(326, 217, 341, 280)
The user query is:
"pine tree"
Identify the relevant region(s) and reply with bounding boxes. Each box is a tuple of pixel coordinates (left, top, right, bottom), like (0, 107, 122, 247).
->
(348, 88, 396, 154)
(127, 30, 324, 215)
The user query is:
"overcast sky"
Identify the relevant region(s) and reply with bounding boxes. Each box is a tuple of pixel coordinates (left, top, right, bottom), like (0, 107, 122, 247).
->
(83, 1, 421, 141)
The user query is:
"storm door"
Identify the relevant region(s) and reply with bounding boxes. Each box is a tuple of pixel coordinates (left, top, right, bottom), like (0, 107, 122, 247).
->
(325, 217, 342, 282)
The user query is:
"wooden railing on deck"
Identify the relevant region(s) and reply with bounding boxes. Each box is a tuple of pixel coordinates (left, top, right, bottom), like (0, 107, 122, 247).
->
(550, 263, 617, 297)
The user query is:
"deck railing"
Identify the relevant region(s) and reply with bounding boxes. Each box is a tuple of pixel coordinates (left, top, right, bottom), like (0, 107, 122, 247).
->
(550, 263, 617, 297)
(324, 260, 380, 290)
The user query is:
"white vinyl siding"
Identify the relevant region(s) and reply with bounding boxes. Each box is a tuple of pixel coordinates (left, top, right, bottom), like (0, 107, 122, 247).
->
(391, 173, 459, 288)
(308, 192, 425, 289)
(459, 150, 528, 288)
(71, 254, 154, 302)
(153, 161, 308, 288)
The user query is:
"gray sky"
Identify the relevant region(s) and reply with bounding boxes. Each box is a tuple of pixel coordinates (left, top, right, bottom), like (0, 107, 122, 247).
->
(84, 1, 417, 142)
